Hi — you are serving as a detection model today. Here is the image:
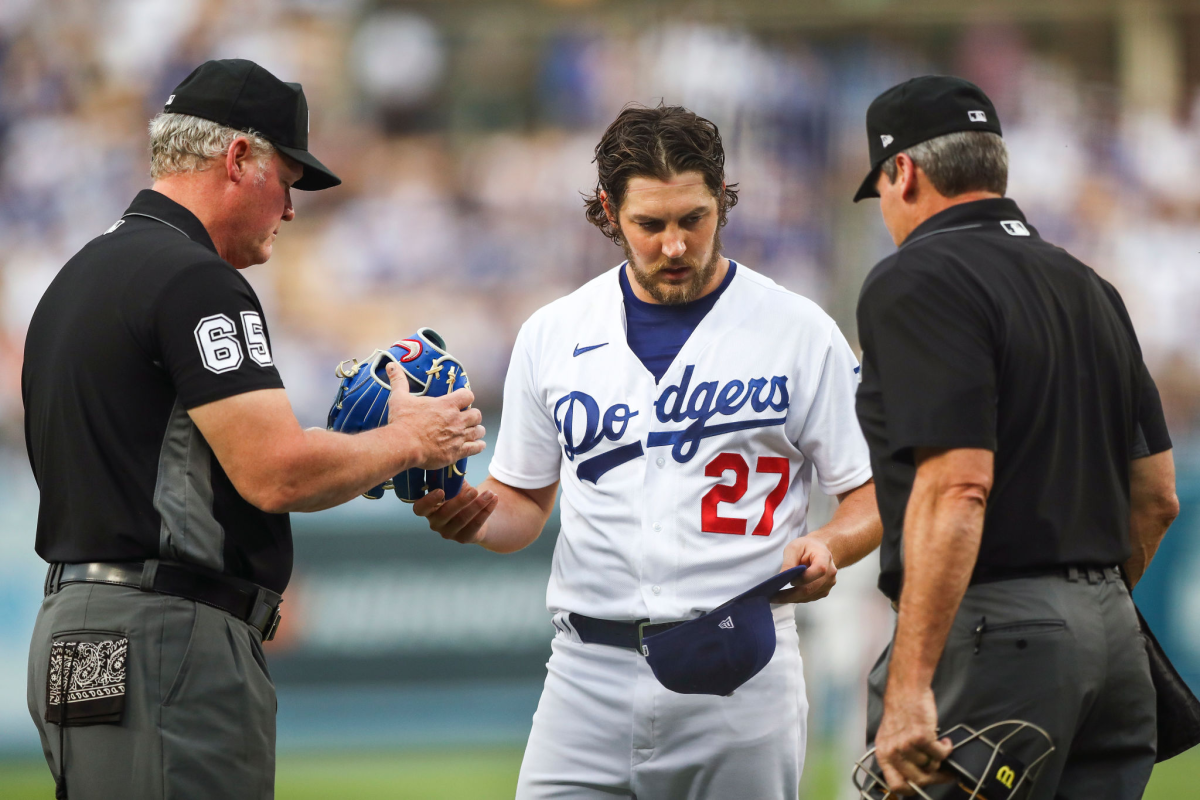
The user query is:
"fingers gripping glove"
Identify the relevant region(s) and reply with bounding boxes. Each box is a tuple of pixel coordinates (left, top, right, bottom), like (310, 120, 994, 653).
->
(326, 328, 471, 501)
(390, 330, 471, 503)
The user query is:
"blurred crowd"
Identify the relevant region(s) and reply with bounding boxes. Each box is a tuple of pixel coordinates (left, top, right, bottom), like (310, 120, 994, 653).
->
(1, 0, 1199, 447)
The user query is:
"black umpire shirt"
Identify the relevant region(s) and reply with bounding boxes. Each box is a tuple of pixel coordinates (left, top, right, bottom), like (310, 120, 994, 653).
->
(22, 190, 292, 593)
(855, 198, 1172, 602)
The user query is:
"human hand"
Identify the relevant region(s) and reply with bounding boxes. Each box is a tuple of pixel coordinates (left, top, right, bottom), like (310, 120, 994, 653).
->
(772, 536, 837, 602)
(412, 482, 498, 544)
(873, 684, 953, 795)
(384, 362, 485, 469)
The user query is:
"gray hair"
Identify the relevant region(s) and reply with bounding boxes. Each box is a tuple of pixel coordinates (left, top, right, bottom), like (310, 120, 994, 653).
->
(148, 113, 276, 183)
(880, 130, 1008, 197)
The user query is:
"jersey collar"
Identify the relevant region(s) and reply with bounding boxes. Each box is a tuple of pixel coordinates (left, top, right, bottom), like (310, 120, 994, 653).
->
(899, 197, 1031, 249)
(121, 190, 219, 254)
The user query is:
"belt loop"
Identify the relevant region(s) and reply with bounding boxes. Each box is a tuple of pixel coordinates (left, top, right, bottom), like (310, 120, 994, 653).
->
(44, 563, 63, 597)
(1066, 566, 1079, 583)
(139, 559, 159, 592)
(1086, 567, 1101, 584)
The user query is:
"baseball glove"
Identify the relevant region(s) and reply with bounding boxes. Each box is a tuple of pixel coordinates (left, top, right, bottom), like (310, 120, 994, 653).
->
(327, 327, 471, 501)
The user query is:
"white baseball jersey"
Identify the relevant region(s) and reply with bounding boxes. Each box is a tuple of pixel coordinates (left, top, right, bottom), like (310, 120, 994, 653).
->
(490, 262, 872, 622)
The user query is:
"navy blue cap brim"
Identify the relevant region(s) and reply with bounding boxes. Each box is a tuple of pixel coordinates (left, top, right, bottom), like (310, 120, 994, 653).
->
(730, 564, 807, 604)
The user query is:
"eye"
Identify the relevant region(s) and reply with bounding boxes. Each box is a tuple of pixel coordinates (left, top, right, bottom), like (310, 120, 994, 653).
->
(638, 221, 664, 232)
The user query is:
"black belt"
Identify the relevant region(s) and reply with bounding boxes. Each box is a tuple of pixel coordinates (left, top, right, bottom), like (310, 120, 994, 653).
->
(973, 563, 1122, 586)
(45, 560, 283, 641)
(568, 613, 687, 653)
(890, 564, 1123, 611)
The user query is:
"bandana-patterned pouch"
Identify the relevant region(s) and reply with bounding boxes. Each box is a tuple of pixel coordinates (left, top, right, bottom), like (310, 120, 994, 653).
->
(45, 633, 128, 726)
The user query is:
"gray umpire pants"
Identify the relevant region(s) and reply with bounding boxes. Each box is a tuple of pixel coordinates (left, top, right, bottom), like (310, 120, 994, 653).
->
(867, 569, 1157, 800)
(27, 582, 276, 800)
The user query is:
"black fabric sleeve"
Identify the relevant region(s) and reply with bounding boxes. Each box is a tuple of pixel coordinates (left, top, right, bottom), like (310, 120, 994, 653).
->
(1134, 361, 1172, 455)
(1099, 279, 1172, 456)
(154, 259, 284, 409)
(858, 260, 997, 459)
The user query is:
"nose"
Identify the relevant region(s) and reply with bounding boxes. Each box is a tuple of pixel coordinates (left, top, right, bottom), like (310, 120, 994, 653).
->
(282, 187, 295, 222)
(661, 230, 686, 259)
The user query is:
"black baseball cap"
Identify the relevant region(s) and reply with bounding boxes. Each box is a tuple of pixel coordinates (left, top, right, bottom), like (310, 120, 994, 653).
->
(163, 59, 341, 191)
(853, 75, 1001, 202)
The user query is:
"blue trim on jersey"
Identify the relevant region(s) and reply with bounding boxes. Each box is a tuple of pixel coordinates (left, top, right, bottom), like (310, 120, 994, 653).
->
(620, 261, 738, 383)
(577, 441, 646, 483)
(646, 416, 788, 462)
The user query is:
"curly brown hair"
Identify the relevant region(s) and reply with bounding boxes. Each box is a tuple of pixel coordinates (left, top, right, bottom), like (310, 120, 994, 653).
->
(583, 104, 739, 244)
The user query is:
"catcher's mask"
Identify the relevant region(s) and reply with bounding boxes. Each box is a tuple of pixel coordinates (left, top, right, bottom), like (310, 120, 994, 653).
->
(852, 720, 1055, 800)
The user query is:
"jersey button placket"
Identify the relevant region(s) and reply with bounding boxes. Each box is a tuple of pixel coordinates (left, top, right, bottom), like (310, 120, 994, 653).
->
(642, 437, 672, 616)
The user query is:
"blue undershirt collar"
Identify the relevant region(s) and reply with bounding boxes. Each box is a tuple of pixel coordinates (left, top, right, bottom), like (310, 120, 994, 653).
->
(619, 260, 737, 383)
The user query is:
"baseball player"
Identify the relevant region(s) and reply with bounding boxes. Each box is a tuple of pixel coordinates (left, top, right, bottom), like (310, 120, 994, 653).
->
(416, 105, 882, 798)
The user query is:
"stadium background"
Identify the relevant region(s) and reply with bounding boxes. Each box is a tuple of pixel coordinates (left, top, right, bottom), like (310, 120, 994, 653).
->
(0, 0, 1199, 796)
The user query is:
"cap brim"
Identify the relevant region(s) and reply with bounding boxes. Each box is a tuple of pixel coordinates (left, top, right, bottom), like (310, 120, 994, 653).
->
(734, 565, 808, 603)
(853, 165, 882, 202)
(276, 143, 342, 191)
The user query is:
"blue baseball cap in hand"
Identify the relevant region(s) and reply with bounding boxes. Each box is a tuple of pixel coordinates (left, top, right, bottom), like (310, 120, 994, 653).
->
(641, 565, 807, 697)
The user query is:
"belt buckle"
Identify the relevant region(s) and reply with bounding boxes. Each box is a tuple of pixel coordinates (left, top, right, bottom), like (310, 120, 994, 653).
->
(637, 620, 652, 656)
(264, 607, 282, 642)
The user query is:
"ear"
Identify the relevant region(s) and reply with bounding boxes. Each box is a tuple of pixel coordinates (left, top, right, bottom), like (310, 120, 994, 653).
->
(225, 137, 253, 185)
(896, 153, 920, 202)
(600, 189, 616, 225)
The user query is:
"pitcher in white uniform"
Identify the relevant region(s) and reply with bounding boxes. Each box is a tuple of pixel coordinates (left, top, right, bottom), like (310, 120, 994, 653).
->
(415, 105, 883, 799)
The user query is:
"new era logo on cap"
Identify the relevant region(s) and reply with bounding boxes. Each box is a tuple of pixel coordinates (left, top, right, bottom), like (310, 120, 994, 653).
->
(165, 94, 175, 106)
(718, 616, 735, 630)
(880, 134, 894, 148)
(968, 110, 988, 122)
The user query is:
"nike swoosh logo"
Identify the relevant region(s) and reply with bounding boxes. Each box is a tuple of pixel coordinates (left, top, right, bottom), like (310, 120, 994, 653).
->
(573, 343, 609, 357)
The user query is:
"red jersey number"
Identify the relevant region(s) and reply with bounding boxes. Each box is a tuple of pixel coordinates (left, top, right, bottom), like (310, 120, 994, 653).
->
(700, 454, 790, 536)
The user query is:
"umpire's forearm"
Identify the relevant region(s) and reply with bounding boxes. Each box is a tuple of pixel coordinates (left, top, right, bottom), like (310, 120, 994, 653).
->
(1125, 449, 1180, 587)
(269, 425, 424, 513)
(888, 448, 991, 694)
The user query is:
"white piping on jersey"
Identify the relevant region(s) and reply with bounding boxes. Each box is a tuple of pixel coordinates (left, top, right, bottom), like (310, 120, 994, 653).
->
(121, 212, 192, 241)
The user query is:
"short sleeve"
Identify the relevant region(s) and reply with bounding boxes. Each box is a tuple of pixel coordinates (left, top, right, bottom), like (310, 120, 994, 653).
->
(858, 263, 997, 458)
(1135, 363, 1172, 456)
(795, 325, 873, 495)
(1099, 279, 1172, 457)
(488, 321, 563, 490)
(154, 260, 284, 409)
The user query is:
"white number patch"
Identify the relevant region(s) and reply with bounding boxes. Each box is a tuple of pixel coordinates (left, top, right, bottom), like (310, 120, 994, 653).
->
(194, 314, 244, 374)
(240, 311, 273, 367)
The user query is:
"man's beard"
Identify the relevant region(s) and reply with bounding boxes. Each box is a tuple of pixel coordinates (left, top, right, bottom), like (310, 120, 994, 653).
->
(622, 231, 722, 306)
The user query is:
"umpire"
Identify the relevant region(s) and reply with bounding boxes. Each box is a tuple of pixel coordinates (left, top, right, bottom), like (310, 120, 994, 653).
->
(22, 60, 484, 800)
(853, 76, 1179, 797)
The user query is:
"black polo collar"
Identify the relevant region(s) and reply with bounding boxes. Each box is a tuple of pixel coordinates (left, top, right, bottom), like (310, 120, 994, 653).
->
(899, 197, 1032, 249)
(121, 190, 218, 254)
